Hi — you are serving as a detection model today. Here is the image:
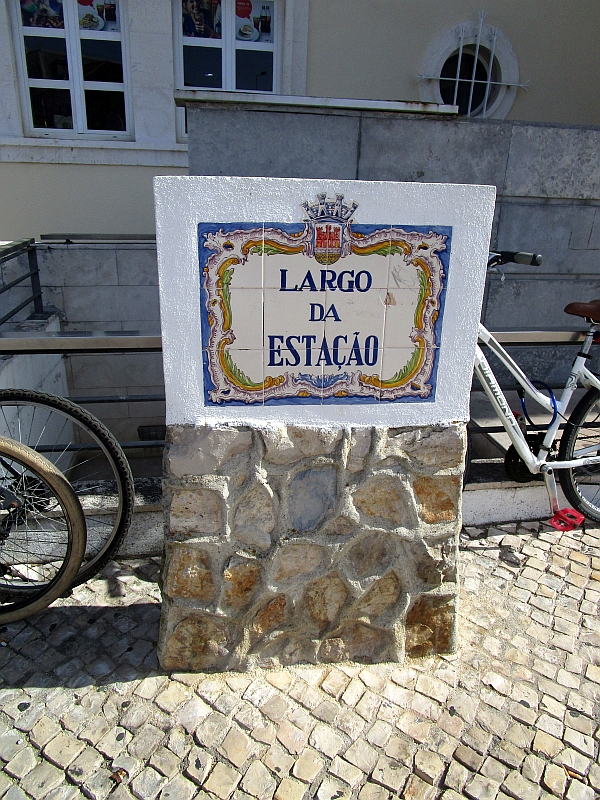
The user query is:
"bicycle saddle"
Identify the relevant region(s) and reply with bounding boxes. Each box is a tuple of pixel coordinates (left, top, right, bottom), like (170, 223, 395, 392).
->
(564, 299, 600, 322)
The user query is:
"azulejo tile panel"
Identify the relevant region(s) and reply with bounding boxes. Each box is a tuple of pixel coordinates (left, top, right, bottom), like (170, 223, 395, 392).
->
(199, 193, 451, 406)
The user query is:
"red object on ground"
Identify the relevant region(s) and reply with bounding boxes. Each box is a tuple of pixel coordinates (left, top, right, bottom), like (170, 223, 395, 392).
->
(547, 508, 585, 532)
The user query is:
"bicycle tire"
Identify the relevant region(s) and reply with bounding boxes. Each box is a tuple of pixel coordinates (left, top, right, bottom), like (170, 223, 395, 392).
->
(558, 388, 600, 523)
(0, 435, 86, 622)
(0, 389, 134, 585)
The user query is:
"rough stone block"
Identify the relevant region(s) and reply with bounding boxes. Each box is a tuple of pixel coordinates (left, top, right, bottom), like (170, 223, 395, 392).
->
(405, 595, 456, 657)
(159, 608, 232, 671)
(353, 476, 413, 527)
(164, 546, 215, 601)
(413, 476, 461, 524)
(169, 489, 224, 536)
(167, 426, 252, 478)
(233, 483, 276, 551)
(223, 559, 262, 609)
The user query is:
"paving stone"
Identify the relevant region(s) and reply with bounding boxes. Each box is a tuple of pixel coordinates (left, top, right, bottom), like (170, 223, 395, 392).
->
(383, 736, 414, 766)
(241, 761, 276, 800)
(532, 730, 563, 758)
(130, 768, 168, 800)
(183, 746, 212, 785)
(321, 671, 351, 699)
(357, 784, 389, 800)
(415, 675, 450, 704)
(96, 727, 132, 759)
(565, 781, 595, 800)
(111, 754, 143, 781)
(154, 684, 189, 715)
(291, 748, 324, 783)
(554, 748, 591, 777)
(502, 771, 541, 800)
(464, 775, 500, 800)
(264, 745, 294, 778)
(4, 745, 38, 779)
(402, 774, 437, 800)
(414, 750, 444, 785)
(273, 778, 306, 800)
(454, 745, 484, 772)
(480, 757, 507, 784)
(371, 754, 409, 793)
(195, 712, 231, 748)
(21, 761, 64, 799)
(219, 726, 255, 768)
(542, 764, 567, 797)
(80, 767, 114, 800)
(149, 747, 181, 779)
(316, 777, 351, 800)
(564, 711, 594, 736)
(522, 754, 544, 784)
(329, 757, 364, 788)
(78, 718, 111, 747)
(445, 761, 471, 793)
(44, 732, 86, 768)
(562, 728, 595, 757)
(159, 775, 197, 800)
(343, 738, 378, 773)
(308, 724, 345, 759)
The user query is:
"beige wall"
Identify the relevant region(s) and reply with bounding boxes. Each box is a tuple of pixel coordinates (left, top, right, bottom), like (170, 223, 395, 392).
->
(305, 0, 600, 125)
(0, 163, 187, 241)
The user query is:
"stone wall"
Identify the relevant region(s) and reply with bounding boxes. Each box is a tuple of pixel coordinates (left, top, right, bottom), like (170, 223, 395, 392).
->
(158, 422, 465, 671)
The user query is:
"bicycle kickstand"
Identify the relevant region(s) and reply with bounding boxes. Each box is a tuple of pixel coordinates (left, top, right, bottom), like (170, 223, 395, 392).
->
(541, 466, 585, 532)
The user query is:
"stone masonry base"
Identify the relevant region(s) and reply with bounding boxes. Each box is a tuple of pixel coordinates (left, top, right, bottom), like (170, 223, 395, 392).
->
(158, 423, 465, 671)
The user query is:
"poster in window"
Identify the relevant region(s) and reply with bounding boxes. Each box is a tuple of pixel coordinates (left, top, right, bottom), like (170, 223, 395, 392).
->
(21, 0, 64, 28)
(183, 0, 222, 39)
(236, 0, 273, 43)
(77, 0, 119, 31)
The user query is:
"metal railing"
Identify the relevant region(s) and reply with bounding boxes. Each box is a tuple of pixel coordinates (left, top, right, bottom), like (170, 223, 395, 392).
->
(0, 239, 47, 325)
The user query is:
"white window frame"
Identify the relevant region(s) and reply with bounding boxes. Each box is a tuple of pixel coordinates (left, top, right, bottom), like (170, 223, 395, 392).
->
(10, 0, 133, 140)
(174, 0, 283, 139)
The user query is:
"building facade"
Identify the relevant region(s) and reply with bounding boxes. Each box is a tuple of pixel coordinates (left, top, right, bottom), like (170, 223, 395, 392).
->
(0, 0, 599, 240)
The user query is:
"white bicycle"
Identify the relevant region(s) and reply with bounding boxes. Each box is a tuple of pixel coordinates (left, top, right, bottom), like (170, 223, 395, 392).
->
(475, 250, 600, 530)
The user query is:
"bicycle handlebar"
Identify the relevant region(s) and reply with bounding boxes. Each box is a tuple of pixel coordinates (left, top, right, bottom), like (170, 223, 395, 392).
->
(488, 251, 543, 268)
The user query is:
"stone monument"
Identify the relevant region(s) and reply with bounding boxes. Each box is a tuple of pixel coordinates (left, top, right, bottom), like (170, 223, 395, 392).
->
(154, 176, 495, 670)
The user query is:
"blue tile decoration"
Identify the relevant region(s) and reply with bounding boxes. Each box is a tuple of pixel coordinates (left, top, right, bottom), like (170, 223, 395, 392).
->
(199, 193, 451, 406)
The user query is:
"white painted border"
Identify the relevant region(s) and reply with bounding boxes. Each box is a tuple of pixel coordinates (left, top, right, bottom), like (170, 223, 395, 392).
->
(154, 176, 495, 428)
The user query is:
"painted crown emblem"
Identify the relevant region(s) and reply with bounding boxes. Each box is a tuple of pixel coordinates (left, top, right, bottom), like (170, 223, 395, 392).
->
(302, 193, 358, 223)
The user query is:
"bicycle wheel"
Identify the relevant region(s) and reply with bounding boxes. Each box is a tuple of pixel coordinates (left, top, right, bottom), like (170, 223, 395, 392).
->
(0, 390, 134, 586)
(0, 435, 86, 622)
(558, 388, 600, 523)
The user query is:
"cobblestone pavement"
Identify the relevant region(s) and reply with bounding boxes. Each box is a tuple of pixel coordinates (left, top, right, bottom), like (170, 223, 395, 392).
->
(0, 519, 598, 800)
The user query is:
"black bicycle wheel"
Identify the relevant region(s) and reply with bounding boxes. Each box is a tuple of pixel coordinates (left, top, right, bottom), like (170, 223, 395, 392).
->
(0, 436, 86, 622)
(0, 390, 134, 585)
(558, 388, 600, 523)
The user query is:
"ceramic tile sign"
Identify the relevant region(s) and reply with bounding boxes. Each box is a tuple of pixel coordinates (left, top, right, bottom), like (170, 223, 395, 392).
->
(199, 197, 449, 406)
(154, 177, 495, 427)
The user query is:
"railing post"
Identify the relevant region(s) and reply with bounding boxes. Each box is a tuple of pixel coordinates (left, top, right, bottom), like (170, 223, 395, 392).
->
(27, 244, 45, 318)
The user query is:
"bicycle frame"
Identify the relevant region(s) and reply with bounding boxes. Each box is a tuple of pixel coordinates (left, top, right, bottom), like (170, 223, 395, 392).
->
(475, 322, 600, 511)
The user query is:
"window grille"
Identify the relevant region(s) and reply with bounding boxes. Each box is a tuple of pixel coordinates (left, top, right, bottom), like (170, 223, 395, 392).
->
(417, 11, 527, 119)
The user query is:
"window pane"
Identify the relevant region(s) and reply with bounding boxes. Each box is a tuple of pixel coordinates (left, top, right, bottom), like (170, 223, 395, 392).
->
(80, 40, 123, 82)
(85, 89, 126, 130)
(235, 1, 273, 44)
(78, 0, 120, 32)
(182, 0, 221, 39)
(21, 0, 64, 28)
(183, 45, 222, 88)
(236, 50, 273, 91)
(24, 36, 68, 80)
(29, 87, 72, 128)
